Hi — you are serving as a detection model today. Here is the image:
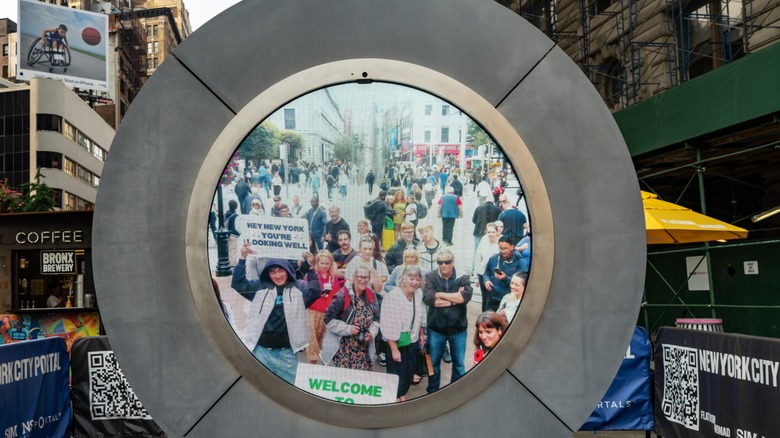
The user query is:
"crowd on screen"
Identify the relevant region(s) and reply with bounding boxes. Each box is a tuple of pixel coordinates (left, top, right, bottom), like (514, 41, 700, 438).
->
(212, 158, 530, 402)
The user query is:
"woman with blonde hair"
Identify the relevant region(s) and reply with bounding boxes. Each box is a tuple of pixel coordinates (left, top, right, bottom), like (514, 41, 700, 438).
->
(384, 247, 423, 293)
(390, 190, 407, 240)
(404, 193, 419, 233)
(304, 251, 342, 363)
(381, 266, 426, 401)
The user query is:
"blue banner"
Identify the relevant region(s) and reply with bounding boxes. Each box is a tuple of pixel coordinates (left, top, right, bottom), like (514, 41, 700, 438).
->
(0, 337, 71, 438)
(580, 326, 654, 431)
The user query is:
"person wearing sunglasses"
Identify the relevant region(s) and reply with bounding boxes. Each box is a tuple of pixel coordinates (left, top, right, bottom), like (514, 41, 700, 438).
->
(422, 249, 473, 394)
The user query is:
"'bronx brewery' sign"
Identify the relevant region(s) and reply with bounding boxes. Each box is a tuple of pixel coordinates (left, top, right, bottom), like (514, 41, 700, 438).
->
(40, 251, 77, 275)
(295, 364, 398, 405)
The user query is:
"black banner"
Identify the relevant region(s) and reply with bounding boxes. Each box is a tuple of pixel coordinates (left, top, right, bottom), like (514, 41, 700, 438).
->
(70, 336, 165, 437)
(654, 327, 780, 438)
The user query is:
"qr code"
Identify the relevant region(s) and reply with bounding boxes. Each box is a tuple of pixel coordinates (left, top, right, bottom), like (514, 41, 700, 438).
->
(88, 351, 153, 420)
(661, 345, 699, 431)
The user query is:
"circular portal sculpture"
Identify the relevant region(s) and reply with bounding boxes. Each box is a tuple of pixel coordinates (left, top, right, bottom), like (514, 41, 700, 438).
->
(93, 0, 645, 436)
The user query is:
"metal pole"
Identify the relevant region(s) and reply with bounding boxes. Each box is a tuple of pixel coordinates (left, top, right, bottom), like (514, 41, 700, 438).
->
(458, 125, 466, 173)
(696, 147, 717, 318)
(214, 184, 232, 277)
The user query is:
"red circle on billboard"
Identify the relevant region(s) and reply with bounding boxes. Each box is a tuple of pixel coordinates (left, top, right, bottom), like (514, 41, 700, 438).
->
(82, 27, 101, 46)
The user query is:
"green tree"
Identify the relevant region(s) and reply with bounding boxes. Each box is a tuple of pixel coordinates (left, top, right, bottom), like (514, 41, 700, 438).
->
(279, 131, 304, 162)
(240, 121, 280, 164)
(0, 170, 55, 213)
(467, 120, 496, 151)
(332, 134, 363, 163)
(22, 169, 54, 212)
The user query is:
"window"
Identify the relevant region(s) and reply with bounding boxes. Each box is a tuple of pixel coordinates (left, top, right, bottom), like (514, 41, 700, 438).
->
(153, 42, 159, 53)
(77, 165, 92, 186)
(147, 58, 152, 70)
(153, 58, 159, 68)
(146, 25, 151, 37)
(424, 104, 432, 116)
(441, 104, 450, 116)
(93, 175, 100, 187)
(52, 189, 62, 209)
(147, 42, 152, 53)
(284, 108, 295, 130)
(2, 65, 7, 78)
(424, 130, 431, 143)
(62, 121, 76, 142)
(36, 151, 62, 169)
(2, 44, 7, 57)
(441, 127, 449, 143)
(36, 114, 62, 132)
(64, 191, 76, 211)
(153, 25, 159, 37)
(589, 0, 616, 15)
(63, 157, 76, 178)
(92, 146, 106, 162)
(77, 132, 93, 153)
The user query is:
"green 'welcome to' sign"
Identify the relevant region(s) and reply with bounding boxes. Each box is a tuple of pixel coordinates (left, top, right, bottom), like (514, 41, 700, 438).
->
(295, 364, 398, 405)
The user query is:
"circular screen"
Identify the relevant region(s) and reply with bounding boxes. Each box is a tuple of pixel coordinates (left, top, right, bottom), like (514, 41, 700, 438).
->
(93, 0, 646, 434)
(208, 82, 531, 404)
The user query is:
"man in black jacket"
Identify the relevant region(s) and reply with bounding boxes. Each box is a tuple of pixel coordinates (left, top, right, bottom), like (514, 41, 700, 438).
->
(450, 174, 464, 197)
(366, 190, 394, 237)
(422, 249, 473, 394)
(323, 205, 350, 253)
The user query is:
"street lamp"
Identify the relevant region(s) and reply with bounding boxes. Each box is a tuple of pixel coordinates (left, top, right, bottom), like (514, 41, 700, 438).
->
(214, 184, 232, 277)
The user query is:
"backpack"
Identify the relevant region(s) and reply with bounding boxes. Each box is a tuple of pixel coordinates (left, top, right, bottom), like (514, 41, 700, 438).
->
(415, 201, 428, 219)
(364, 199, 378, 220)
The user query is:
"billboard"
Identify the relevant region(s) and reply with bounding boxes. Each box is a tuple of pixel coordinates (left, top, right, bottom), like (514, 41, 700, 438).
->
(17, 0, 109, 91)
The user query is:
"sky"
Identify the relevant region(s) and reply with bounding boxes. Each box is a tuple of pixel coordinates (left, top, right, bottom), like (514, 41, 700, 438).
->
(0, 0, 242, 31)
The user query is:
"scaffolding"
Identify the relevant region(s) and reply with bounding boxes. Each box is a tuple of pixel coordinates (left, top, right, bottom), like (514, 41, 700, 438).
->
(525, 0, 779, 108)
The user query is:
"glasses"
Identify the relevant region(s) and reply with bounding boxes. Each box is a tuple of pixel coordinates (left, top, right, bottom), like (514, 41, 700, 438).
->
(355, 275, 370, 281)
(437, 260, 453, 265)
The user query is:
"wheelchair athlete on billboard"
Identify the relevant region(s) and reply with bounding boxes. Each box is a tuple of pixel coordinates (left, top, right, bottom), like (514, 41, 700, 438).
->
(26, 24, 71, 73)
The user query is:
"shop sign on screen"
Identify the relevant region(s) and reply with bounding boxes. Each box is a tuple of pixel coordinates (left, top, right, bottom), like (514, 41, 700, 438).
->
(40, 250, 77, 274)
(295, 364, 398, 405)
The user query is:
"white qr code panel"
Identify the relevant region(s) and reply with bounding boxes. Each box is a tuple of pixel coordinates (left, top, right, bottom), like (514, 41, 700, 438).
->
(88, 351, 153, 420)
(661, 344, 700, 431)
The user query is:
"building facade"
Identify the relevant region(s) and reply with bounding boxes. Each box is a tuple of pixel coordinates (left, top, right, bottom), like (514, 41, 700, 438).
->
(410, 99, 470, 168)
(135, 7, 183, 77)
(0, 78, 113, 210)
(266, 88, 345, 163)
(0, 19, 16, 81)
(504, 0, 779, 109)
(501, 0, 780, 337)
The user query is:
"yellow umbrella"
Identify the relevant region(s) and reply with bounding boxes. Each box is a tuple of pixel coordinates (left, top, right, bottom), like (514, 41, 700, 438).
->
(642, 191, 748, 244)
